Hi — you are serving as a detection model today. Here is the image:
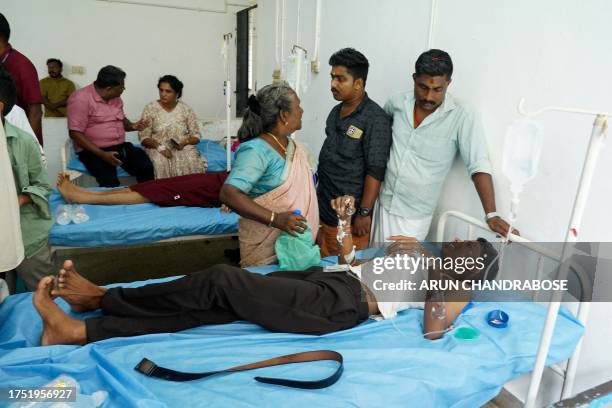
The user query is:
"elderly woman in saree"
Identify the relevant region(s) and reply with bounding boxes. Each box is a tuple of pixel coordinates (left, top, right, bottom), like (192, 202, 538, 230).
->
(220, 82, 319, 267)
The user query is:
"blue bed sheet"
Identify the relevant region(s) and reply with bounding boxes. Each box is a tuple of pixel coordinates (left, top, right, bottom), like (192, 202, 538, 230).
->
(48, 191, 239, 247)
(67, 139, 235, 176)
(0, 264, 583, 408)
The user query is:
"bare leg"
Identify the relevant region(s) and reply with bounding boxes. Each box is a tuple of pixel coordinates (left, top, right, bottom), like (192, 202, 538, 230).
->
(51, 260, 107, 313)
(33, 276, 87, 346)
(56, 173, 149, 205)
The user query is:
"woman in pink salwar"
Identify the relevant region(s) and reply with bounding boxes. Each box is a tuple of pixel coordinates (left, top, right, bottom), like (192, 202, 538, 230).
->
(220, 83, 318, 267)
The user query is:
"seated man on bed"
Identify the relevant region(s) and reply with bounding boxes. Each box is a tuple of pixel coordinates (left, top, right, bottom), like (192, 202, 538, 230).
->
(31, 196, 498, 346)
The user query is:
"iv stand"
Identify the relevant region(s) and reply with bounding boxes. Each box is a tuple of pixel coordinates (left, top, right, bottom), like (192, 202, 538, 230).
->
(520, 98, 608, 408)
(223, 33, 233, 172)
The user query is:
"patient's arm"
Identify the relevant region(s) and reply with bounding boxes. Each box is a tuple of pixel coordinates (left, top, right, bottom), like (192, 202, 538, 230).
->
(423, 265, 471, 339)
(423, 297, 468, 340)
(331, 196, 358, 265)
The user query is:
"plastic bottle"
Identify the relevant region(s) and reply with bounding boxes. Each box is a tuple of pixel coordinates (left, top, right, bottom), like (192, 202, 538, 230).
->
(71, 205, 90, 224)
(55, 205, 72, 226)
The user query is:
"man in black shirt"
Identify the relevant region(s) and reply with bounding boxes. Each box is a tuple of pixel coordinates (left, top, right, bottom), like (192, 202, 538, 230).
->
(317, 48, 392, 257)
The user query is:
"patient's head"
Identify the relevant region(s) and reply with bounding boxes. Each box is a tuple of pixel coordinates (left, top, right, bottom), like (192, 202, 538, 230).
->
(0, 66, 17, 118)
(238, 82, 301, 141)
(441, 238, 499, 282)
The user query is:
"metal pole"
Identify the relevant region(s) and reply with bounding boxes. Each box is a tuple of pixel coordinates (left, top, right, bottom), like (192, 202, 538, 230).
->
(223, 33, 233, 172)
(561, 302, 592, 398)
(524, 115, 607, 408)
(427, 0, 438, 49)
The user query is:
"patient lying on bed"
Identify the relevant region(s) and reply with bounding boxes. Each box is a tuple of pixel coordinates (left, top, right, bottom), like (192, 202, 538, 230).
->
(56, 172, 228, 207)
(31, 199, 498, 346)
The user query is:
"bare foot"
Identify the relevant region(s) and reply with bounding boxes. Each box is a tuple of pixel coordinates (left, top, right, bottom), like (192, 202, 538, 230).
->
(56, 173, 77, 203)
(33, 276, 87, 346)
(51, 260, 106, 313)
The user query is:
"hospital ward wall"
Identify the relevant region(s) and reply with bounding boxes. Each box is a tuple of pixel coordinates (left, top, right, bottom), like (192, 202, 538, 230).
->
(2, 0, 244, 184)
(255, 0, 612, 405)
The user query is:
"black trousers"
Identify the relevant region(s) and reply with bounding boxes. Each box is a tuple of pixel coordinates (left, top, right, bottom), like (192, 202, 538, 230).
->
(78, 142, 154, 187)
(85, 265, 369, 343)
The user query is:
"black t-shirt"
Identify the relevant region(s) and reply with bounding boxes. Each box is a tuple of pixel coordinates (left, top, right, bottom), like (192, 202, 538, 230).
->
(317, 95, 392, 225)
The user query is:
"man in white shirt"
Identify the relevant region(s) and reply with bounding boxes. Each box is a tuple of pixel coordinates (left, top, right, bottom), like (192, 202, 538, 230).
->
(0, 86, 24, 303)
(6, 104, 46, 165)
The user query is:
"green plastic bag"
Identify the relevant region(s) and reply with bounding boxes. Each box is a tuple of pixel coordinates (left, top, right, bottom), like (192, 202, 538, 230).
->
(275, 226, 321, 271)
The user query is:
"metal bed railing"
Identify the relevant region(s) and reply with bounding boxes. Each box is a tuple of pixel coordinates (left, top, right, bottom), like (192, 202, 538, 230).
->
(436, 210, 592, 406)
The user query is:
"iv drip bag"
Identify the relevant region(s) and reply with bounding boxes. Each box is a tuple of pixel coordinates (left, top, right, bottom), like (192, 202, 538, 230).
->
(502, 118, 544, 194)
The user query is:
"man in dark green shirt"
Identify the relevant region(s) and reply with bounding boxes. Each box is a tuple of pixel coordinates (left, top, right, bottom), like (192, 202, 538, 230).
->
(40, 58, 76, 117)
(1, 67, 54, 291)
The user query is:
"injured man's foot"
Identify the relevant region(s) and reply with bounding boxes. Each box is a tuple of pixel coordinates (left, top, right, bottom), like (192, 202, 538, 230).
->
(33, 276, 87, 346)
(56, 172, 77, 203)
(51, 260, 107, 313)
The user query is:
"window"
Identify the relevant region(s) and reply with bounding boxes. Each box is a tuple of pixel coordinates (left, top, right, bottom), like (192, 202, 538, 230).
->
(236, 5, 257, 116)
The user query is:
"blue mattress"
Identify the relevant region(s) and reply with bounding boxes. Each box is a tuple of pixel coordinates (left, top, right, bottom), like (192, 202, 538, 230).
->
(0, 263, 583, 408)
(67, 139, 235, 176)
(49, 191, 239, 247)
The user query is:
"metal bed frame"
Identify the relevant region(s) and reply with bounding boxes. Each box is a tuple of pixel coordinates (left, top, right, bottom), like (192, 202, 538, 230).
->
(437, 210, 593, 407)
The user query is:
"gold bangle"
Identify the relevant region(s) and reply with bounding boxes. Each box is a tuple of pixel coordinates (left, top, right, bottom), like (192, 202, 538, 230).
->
(268, 211, 276, 227)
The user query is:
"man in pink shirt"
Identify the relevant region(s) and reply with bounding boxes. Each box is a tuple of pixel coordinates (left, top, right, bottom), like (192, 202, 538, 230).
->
(67, 65, 153, 187)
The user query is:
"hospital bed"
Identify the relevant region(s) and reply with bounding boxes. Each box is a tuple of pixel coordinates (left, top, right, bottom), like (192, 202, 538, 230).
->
(436, 210, 596, 407)
(0, 210, 587, 407)
(48, 191, 239, 248)
(52, 137, 239, 282)
(60, 118, 241, 186)
(54, 125, 239, 248)
(60, 138, 235, 186)
(47, 185, 240, 284)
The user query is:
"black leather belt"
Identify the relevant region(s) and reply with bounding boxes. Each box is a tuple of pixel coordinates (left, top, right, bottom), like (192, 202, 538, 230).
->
(135, 350, 343, 389)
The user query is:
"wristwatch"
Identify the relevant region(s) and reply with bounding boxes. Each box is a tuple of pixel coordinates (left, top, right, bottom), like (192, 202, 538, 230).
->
(358, 207, 371, 217)
(485, 212, 501, 222)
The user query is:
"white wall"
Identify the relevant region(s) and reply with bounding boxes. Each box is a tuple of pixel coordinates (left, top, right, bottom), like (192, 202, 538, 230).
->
(256, 0, 612, 405)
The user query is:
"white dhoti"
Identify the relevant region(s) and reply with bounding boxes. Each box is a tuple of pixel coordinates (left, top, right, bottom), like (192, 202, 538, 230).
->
(370, 201, 432, 243)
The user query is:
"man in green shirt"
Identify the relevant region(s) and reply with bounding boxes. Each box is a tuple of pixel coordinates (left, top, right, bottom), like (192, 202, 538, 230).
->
(39, 58, 76, 117)
(373, 49, 516, 242)
(1, 67, 54, 291)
